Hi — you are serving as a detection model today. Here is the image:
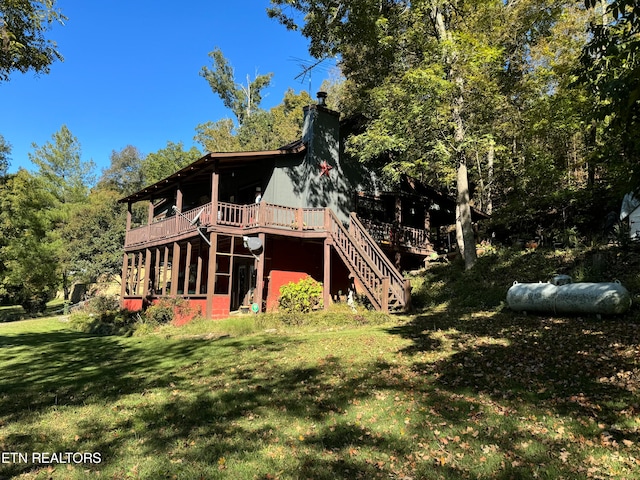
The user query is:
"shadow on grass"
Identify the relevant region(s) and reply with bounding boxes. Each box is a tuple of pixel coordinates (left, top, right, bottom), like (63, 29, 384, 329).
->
(2, 298, 639, 478)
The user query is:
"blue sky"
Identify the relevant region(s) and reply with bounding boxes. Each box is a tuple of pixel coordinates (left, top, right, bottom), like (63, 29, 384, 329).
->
(1, 0, 333, 175)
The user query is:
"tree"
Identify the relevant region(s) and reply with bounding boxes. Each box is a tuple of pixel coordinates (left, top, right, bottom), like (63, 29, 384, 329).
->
(0, 169, 58, 311)
(141, 141, 201, 185)
(28, 125, 95, 299)
(98, 145, 145, 196)
(200, 47, 273, 126)
(62, 188, 126, 283)
(29, 125, 95, 204)
(195, 89, 312, 153)
(0, 0, 65, 81)
(580, 0, 640, 189)
(0, 133, 10, 176)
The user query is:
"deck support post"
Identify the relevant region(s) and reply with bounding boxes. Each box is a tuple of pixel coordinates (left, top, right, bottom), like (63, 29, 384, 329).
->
(170, 242, 180, 296)
(254, 232, 266, 313)
(206, 233, 218, 318)
(323, 237, 331, 310)
(183, 241, 193, 295)
(120, 253, 129, 307)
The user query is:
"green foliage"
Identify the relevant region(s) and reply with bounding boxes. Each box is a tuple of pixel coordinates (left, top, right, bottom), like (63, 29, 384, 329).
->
(61, 188, 126, 282)
(143, 300, 176, 326)
(0, 134, 10, 176)
(140, 141, 201, 185)
(200, 47, 274, 126)
(97, 145, 146, 195)
(28, 125, 95, 204)
(0, 0, 66, 81)
(68, 295, 137, 336)
(196, 89, 311, 153)
(0, 170, 59, 306)
(278, 277, 324, 315)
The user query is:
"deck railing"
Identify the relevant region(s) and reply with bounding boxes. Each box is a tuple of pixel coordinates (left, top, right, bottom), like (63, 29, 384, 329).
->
(358, 218, 430, 252)
(125, 201, 327, 248)
(349, 214, 408, 309)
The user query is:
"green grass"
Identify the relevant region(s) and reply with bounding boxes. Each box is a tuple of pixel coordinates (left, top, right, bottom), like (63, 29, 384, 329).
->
(1, 247, 639, 479)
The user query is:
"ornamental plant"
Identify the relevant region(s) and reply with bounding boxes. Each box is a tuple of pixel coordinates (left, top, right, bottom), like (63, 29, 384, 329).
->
(278, 277, 323, 314)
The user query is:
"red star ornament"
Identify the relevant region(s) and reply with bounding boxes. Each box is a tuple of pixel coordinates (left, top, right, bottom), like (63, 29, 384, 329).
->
(319, 160, 333, 178)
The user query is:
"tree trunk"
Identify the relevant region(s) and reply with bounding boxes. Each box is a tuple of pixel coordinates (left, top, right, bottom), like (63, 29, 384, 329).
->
(453, 78, 477, 270)
(486, 139, 494, 216)
(432, 1, 477, 270)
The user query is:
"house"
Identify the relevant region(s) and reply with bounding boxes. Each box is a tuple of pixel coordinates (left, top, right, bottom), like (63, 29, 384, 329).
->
(119, 93, 410, 319)
(355, 175, 490, 269)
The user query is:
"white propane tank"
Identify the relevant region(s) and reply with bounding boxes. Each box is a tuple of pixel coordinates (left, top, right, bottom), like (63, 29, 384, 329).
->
(507, 278, 632, 315)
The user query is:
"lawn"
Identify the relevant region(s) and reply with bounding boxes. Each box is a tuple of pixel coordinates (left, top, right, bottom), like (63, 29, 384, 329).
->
(1, 247, 639, 479)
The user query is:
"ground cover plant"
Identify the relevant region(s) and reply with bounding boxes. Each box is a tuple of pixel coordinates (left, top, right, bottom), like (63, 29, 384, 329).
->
(0, 246, 639, 479)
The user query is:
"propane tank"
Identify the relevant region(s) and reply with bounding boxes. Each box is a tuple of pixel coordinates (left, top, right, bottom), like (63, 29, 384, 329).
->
(507, 278, 632, 315)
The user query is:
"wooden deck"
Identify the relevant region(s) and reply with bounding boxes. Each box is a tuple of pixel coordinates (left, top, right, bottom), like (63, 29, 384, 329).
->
(123, 201, 413, 312)
(124, 201, 328, 249)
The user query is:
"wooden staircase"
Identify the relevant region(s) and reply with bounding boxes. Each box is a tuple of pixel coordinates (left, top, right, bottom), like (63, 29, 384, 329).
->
(327, 210, 410, 312)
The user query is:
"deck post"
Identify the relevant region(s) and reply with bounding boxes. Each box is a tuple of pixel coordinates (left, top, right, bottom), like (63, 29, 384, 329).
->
(183, 241, 193, 295)
(296, 207, 304, 230)
(170, 242, 180, 296)
(120, 253, 129, 307)
(142, 248, 152, 298)
(135, 252, 144, 296)
(381, 277, 390, 312)
(162, 246, 170, 296)
(254, 232, 266, 312)
(206, 233, 218, 318)
(323, 237, 331, 309)
(211, 165, 219, 225)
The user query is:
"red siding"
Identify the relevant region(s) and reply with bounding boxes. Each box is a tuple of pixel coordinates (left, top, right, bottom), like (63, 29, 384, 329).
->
(122, 298, 143, 312)
(211, 295, 231, 320)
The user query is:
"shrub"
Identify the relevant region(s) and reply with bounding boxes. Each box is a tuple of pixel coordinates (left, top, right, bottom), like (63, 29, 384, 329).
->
(143, 301, 175, 326)
(278, 277, 323, 314)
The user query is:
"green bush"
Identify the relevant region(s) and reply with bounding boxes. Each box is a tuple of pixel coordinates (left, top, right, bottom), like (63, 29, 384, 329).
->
(68, 308, 137, 336)
(278, 277, 323, 314)
(143, 301, 175, 326)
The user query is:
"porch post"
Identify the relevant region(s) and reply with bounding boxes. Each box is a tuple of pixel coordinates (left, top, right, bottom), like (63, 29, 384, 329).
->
(170, 242, 181, 296)
(120, 253, 129, 307)
(147, 200, 154, 225)
(126, 202, 132, 230)
(142, 248, 152, 298)
(254, 232, 266, 312)
(211, 163, 219, 225)
(206, 233, 218, 318)
(323, 237, 331, 310)
(135, 252, 144, 296)
(176, 185, 183, 213)
(183, 240, 193, 295)
(162, 246, 170, 296)
(195, 241, 203, 295)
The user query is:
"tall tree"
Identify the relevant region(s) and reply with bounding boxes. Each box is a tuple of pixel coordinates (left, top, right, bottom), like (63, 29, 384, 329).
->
(28, 125, 95, 299)
(0, 169, 58, 311)
(195, 89, 312, 153)
(0, 133, 10, 176)
(98, 145, 145, 195)
(62, 188, 126, 283)
(29, 125, 95, 204)
(200, 47, 273, 126)
(580, 0, 640, 189)
(0, 0, 65, 81)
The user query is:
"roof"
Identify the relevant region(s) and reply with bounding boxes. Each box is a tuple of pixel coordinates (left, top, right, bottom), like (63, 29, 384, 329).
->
(119, 140, 306, 204)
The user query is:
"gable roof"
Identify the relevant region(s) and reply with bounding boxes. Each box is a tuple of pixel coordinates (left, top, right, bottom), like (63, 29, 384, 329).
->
(119, 140, 306, 204)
